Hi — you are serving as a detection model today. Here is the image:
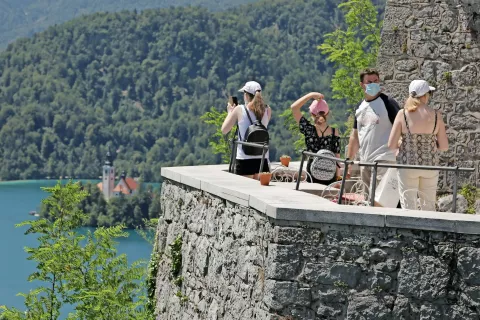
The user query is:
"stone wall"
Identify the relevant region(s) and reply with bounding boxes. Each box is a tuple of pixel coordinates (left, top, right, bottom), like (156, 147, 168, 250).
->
(154, 179, 480, 319)
(378, 0, 480, 188)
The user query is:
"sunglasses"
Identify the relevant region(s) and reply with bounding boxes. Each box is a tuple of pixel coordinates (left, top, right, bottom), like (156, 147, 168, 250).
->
(313, 112, 327, 118)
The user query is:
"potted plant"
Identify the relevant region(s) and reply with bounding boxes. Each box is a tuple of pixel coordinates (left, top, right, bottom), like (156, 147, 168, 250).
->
(259, 172, 272, 186)
(280, 155, 291, 167)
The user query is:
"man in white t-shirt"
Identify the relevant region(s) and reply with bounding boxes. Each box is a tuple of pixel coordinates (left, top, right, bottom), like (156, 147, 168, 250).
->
(347, 69, 400, 203)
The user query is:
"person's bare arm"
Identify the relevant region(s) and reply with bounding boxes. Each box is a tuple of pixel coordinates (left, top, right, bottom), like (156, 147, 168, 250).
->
(346, 129, 359, 177)
(435, 111, 449, 151)
(347, 129, 359, 160)
(334, 128, 341, 177)
(388, 111, 404, 151)
(221, 106, 241, 135)
(290, 92, 324, 123)
(267, 105, 272, 121)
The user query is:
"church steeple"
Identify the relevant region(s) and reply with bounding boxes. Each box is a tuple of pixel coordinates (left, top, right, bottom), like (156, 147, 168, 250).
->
(102, 147, 115, 200)
(97, 152, 139, 198)
(105, 150, 113, 166)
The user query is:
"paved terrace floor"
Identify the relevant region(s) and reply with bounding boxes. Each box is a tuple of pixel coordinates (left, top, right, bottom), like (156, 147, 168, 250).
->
(161, 163, 480, 235)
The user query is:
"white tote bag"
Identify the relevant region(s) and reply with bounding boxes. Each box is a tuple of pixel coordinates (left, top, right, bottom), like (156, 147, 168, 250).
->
(374, 168, 400, 208)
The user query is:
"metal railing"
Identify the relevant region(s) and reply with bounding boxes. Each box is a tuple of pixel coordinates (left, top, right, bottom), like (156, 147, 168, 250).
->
(295, 150, 475, 212)
(228, 140, 269, 176)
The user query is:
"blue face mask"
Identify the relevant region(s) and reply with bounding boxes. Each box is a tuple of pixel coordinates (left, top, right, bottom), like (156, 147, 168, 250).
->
(365, 83, 381, 96)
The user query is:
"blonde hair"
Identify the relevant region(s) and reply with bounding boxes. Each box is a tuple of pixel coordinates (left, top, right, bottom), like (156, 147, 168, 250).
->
(404, 96, 422, 112)
(246, 91, 267, 120)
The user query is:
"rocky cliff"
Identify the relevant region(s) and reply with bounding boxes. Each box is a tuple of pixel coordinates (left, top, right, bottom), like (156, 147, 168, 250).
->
(154, 178, 480, 319)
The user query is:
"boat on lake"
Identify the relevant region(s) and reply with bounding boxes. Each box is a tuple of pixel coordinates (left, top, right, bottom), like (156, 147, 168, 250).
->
(28, 211, 40, 217)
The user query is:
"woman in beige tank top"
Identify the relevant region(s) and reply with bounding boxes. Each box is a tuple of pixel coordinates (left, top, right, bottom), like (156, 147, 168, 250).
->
(388, 80, 448, 211)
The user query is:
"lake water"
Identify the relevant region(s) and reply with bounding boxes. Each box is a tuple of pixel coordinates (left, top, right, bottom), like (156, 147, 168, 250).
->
(0, 180, 153, 310)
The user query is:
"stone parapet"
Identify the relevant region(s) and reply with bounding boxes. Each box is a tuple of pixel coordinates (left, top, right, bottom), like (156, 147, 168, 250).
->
(160, 165, 480, 233)
(154, 165, 480, 319)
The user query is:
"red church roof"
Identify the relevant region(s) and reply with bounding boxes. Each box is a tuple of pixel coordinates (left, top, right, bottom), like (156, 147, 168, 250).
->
(97, 176, 139, 195)
(113, 184, 132, 195)
(112, 177, 139, 195)
(124, 177, 138, 191)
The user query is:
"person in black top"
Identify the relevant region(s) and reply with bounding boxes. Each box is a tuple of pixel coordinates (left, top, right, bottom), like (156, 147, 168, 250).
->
(291, 92, 341, 184)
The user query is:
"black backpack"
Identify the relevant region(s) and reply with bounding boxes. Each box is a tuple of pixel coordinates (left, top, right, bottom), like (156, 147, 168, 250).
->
(238, 105, 269, 156)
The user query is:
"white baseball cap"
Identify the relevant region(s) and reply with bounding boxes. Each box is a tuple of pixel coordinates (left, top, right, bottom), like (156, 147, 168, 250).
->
(409, 80, 435, 98)
(239, 81, 262, 95)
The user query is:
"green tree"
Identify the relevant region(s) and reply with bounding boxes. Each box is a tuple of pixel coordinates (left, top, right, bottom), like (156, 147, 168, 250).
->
(200, 107, 235, 163)
(136, 218, 159, 246)
(319, 0, 382, 107)
(0, 181, 150, 319)
(279, 108, 305, 153)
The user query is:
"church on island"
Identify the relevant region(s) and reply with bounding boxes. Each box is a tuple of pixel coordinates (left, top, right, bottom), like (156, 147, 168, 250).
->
(96, 151, 139, 200)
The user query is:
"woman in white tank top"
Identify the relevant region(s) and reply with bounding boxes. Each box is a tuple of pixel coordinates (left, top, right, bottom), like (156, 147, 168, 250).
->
(221, 81, 272, 178)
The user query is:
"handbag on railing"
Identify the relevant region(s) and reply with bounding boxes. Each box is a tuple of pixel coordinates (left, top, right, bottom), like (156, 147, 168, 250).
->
(310, 128, 339, 182)
(310, 149, 337, 181)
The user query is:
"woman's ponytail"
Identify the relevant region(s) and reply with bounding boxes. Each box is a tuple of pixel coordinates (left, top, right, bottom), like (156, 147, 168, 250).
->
(404, 95, 422, 112)
(251, 91, 266, 120)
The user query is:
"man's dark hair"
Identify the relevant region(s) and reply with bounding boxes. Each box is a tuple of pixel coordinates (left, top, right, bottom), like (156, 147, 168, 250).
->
(360, 68, 380, 82)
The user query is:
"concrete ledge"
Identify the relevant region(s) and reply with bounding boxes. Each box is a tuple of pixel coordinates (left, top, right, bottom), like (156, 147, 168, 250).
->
(161, 165, 480, 235)
(268, 203, 386, 228)
(385, 211, 456, 233)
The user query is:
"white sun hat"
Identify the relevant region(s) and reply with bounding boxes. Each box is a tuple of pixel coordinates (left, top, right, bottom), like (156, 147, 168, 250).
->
(238, 81, 262, 95)
(409, 80, 435, 97)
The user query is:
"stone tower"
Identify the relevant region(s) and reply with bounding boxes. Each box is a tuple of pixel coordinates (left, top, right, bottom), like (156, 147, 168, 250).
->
(102, 150, 115, 200)
(378, 0, 480, 188)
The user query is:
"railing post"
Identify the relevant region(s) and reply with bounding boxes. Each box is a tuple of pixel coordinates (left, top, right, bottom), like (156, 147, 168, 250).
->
(452, 166, 459, 213)
(295, 151, 306, 191)
(370, 162, 378, 207)
(230, 141, 238, 174)
(228, 139, 235, 173)
(338, 159, 349, 205)
(258, 143, 267, 180)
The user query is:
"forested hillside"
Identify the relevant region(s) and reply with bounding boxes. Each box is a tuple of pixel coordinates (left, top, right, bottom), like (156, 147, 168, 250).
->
(0, 0, 259, 49)
(0, 0, 385, 182)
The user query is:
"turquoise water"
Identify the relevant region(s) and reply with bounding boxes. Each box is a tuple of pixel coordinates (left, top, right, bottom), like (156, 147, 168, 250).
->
(0, 180, 153, 310)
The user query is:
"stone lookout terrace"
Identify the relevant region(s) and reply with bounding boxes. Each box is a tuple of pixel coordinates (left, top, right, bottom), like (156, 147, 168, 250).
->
(153, 163, 480, 319)
(151, 0, 480, 317)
